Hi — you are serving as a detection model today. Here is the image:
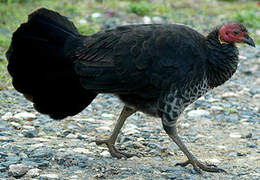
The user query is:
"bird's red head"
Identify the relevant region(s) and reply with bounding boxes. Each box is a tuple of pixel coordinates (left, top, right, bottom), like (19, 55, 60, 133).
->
(219, 23, 255, 47)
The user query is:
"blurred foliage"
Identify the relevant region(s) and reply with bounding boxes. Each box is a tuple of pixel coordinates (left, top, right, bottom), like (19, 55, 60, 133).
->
(127, 1, 154, 16)
(0, 0, 259, 89)
(233, 6, 260, 29)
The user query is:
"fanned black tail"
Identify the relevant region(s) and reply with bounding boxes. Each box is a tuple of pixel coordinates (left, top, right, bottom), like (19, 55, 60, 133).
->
(6, 8, 97, 119)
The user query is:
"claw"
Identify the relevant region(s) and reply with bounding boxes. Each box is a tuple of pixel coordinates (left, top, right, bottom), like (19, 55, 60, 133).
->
(175, 159, 227, 173)
(94, 139, 137, 159)
(175, 160, 190, 167)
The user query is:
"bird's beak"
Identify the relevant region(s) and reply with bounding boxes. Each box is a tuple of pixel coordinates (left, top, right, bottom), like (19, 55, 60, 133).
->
(242, 36, 255, 47)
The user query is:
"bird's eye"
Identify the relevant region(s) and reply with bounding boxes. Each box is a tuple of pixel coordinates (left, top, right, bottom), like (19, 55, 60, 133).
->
(233, 29, 240, 35)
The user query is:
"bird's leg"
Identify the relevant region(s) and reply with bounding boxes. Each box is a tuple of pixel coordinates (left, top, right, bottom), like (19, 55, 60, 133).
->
(163, 123, 226, 173)
(95, 106, 137, 159)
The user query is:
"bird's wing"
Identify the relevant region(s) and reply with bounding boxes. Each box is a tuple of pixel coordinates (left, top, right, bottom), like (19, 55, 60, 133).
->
(70, 24, 206, 94)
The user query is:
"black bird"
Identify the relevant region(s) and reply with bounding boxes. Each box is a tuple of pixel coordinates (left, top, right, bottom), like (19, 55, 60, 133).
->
(6, 8, 255, 173)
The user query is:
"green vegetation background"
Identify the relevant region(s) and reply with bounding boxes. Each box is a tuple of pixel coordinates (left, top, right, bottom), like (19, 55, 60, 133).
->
(0, 0, 259, 89)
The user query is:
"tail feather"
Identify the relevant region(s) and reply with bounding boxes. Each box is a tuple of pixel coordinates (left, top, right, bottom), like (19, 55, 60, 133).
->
(6, 8, 97, 119)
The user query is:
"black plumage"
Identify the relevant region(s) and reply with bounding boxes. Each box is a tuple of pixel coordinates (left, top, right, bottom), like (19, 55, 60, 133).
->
(6, 8, 255, 173)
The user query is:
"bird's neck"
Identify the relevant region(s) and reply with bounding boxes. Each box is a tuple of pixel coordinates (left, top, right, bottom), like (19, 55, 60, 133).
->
(206, 28, 239, 89)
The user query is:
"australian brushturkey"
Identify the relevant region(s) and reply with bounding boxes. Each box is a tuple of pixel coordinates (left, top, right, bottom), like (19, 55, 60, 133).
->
(6, 8, 255, 173)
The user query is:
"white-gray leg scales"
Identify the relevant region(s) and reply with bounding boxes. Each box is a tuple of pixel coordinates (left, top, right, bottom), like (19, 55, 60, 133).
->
(164, 124, 226, 173)
(95, 106, 137, 159)
(160, 77, 226, 173)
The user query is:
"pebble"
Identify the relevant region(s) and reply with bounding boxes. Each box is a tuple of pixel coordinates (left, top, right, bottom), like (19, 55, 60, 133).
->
(91, 12, 102, 18)
(122, 124, 139, 135)
(239, 55, 247, 60)
(8, 164, 29, 178)
(0, 166, 7, 172)
(210, 105, 223, 111)
(101, 113, 114, 118)
(229, 132, 241, 138)
(7, 154, 21, 164)
(143, 16, 152, 24)
(73, 148, 91, 154)
(14, 112, 36, 120)
(187, 109, 210, 118)
(26, 168, 41, 177)
(256, 30, 260, 36)
(66, 133, 77, 139)
(100, 150, 110, 157)
(222, 92, 238, 98)
(247, 142, 257, 149)
(0, 121, 8, 130)
(79, 19, 87, 24)
(1, 112, 13, 120)
(152, 16, 163, 23)
(10, 122, 21, 129)
(30, 149, 54, 159)
(22, 129, 39, 138)
(207, 158, 220, 164)
(40, 173, 59, 179)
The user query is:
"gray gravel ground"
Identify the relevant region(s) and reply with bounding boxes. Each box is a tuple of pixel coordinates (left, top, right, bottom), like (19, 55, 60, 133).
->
(0, 46, 259, 180)
(0, 14, 259, 180)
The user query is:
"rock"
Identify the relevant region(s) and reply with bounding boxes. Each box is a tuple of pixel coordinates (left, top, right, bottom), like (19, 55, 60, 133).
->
(143, 16, 152, 24)
(147, 142, 161, 149)
(163, 173, 179, 179)
(256, 29, 260, 36)
(14, 112, 36, 120)
(7, 155, 21, 164)
(22, 129, 39, 138)
(252, 94, 260, 109)
(66, 133, 77, 139)
(227, 152, 236, 157)
(207, 158, 220, 164)
(0, 166, 7, 172)
(0, 172, 8, 178)
(91, 12, 102, 18)
(140, 167, 152, 173)
(242, 133, 252, 139)
(79, 19, 87, 24)
(222, 92, 238, 98)
(95, 126, 111, 132)
(239, 55, 247, 60)
(187, 109, 210, 118)
(73, 148, 91, 154)
(0, 121, 8, 130)
(8, 164, 29, 178)
(119, 136, 133, 144)
(30, 149, 54, 159)
(10, 122, 21, 129)
(122, 124, 139, 135)
(247, 142, 257, 149)
(26, 168, 41, 177)
(229, 132, 241, 138)
(237, 152, 246, 156)
(1, 112, 13, 120)
(0, 152, 8, 159)
(23, 125, 35, 130)
(152, 16, 163, 23)
(211, 106, 223, 111)
(101, 113, 114, 118)
(0, 136, 14, 143)
(61, 130, 74, 137)
(169, 143, 179, 151)
(40, 173, 59, 179)
(100, 150, 110, 157)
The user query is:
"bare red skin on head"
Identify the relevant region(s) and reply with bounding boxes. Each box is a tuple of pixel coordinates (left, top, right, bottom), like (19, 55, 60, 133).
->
(219, 23, 247, 43)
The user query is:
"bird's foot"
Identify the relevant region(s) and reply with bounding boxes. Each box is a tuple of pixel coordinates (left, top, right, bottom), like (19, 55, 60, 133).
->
(95, 139, 137, 159)
(175, 159, 227, 174)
